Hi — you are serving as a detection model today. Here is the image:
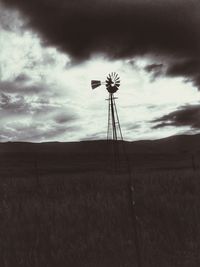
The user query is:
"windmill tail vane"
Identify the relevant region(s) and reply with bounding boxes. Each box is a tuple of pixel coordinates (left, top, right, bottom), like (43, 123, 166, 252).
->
(91, 72, 120, 92)
(91, 80, 102, 89)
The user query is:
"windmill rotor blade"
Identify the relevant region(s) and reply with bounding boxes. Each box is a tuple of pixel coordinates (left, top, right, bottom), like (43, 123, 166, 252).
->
(106, 77, 112, 84)
(105, 72, 121, 93)
(114, 75, 118, 81)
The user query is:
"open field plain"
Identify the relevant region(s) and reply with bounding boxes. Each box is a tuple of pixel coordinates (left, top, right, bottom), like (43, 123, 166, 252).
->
(0, 135, 200, 267)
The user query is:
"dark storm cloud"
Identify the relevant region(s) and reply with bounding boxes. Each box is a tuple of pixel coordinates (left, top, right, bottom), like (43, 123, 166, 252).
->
(2, 0, 200, 87)
(166, 59, 200, 88)
(0, 81, 62, 117)
(1, 1, 199, 58)
(0, 92, 80, 141)
(14, 74, 30, 82)
(152, 105, 200, 129)
(145, 63, 164, 78)
(0, 76, 80, 141)
(0, 5, 13, 30)
(0, 77, 79, 120)
(0, 92, 57, 116)
(0, 93, 30, 114)
(54, 113, 78, 124)
(0, 79, 46, 95)
(0, 3, 24, 31)
(126, 124, 140, 131)
(0, 79, 60, 114)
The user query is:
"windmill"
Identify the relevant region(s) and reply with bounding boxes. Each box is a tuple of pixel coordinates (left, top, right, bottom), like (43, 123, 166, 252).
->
(91, 72, 123, 172)
(91, 72, 123, 141)
(91, 73, 142, 267)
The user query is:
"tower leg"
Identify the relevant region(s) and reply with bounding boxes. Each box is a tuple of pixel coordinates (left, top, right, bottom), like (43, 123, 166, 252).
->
(107, 95, 111, 140)
(106, 93, 123, 172)
(105, 93, 142, 267)
(110, 93, 117, 140)
(113, 97, 123, 140)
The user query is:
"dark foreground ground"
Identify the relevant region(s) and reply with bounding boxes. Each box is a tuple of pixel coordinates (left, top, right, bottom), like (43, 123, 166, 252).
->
(1, 135, 200, 267)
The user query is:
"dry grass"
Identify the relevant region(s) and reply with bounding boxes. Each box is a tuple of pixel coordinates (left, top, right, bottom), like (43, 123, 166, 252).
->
(0, 150, 200, 266)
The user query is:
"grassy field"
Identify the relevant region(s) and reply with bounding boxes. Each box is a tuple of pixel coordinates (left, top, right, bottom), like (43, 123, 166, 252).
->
(0, 142, 200, 267)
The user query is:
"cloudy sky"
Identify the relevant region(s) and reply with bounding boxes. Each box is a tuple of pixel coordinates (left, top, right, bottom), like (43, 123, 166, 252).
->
(0, 0, 200, 142)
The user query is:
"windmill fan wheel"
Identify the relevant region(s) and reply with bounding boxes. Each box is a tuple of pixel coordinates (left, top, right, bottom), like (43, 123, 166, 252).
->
(106, 72, 120, 94)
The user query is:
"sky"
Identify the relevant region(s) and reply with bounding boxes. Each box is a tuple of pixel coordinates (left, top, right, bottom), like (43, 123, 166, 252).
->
(0, 0, 200, 142)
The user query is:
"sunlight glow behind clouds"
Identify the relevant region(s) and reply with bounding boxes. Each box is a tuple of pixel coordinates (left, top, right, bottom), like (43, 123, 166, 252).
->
(0, 6, 200, 142)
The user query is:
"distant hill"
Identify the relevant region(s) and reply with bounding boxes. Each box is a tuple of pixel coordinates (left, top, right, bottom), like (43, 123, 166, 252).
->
(0, 133, 199, 172)
(1, 133, 200, 155)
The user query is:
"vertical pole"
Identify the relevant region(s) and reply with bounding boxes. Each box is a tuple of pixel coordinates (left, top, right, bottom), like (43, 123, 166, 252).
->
(110, 93, 117, 140)
(113, 96, 123, 172)
(113, 95, 142, 267)
(110, 93, 118, 171)
(113, 97, 123, 141)
(107, 95, 111, 140)
(105, 90, 142, 267)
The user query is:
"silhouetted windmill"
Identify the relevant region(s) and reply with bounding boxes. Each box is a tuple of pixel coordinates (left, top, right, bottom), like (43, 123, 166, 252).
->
(91, 73, 142, 267)
(91, 72, 122, 141)
(91, 72, 123, 172)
